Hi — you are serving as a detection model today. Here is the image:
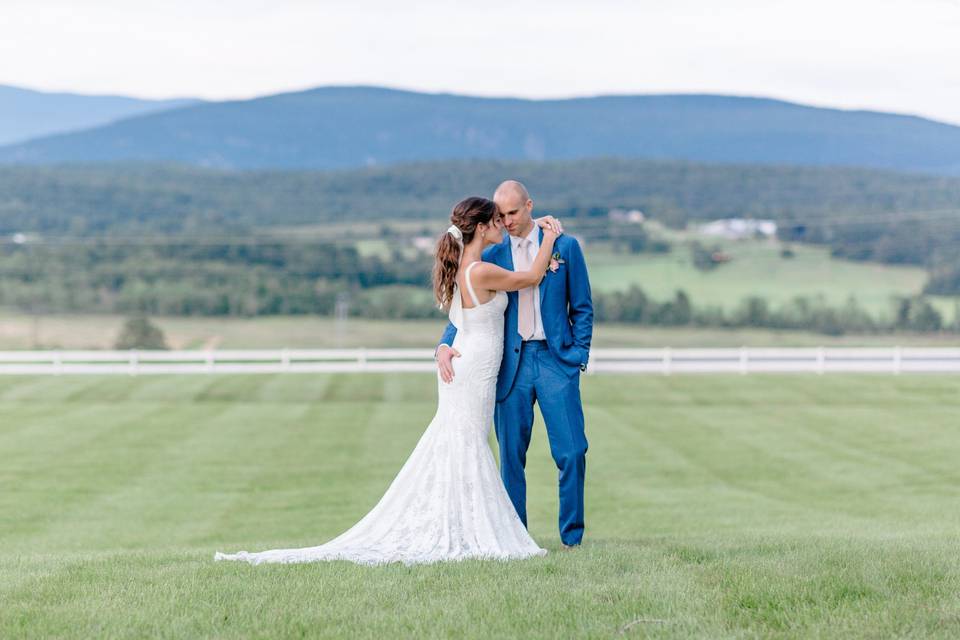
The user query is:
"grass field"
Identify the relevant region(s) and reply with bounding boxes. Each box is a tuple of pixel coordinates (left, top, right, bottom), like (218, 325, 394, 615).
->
(4, 312, 960, 351)
(3, 373, 960, 638)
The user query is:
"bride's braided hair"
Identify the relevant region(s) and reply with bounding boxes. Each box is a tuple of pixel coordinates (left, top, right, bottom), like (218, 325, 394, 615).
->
(433, 196, 498, 310)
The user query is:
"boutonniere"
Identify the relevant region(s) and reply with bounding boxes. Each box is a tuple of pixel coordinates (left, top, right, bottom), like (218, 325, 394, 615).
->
(548, 252, 565, 273)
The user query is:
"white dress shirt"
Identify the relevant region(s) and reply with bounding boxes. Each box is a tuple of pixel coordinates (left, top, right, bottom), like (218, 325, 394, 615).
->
(511, 224, 546, 341)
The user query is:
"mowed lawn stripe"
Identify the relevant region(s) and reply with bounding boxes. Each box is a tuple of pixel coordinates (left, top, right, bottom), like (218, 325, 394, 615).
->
(5, 401, 288, 552)
(2, 402, 203, 547)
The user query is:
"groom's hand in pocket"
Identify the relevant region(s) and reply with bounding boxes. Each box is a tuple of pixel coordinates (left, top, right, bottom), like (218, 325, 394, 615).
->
(436, 345, 461, 383)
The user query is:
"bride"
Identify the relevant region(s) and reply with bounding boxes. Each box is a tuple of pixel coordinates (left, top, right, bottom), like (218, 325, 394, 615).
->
(215, 196, 560, 565)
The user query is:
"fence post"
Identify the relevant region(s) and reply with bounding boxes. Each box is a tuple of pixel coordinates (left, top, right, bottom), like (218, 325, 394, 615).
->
(281, 348, 290, 371)
(816, 346, 825, 375)
(893, 346, 902, 375)
(739, 346, 748, 375)
(129, 349, 138, 376)
(662, 347, 672, 376)
(53, 351, 62, 376)
(358, 348, 367, 371)
(205, 350, 214, 373)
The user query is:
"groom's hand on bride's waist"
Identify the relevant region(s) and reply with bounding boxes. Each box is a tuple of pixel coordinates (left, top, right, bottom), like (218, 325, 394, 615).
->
(436, 344, 461, 383)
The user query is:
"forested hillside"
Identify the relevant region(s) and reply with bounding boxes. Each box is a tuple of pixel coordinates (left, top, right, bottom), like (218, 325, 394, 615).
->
(3, 159, 959, 246)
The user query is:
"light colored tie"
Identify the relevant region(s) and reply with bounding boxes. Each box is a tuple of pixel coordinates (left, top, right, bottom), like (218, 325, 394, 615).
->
(517, 239, 535, 340)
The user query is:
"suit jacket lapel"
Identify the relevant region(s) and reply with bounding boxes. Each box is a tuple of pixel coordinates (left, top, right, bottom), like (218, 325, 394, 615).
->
(501, 234, 514, 271)
(497, 237, 519, 337)
(538, 226, 549, 305)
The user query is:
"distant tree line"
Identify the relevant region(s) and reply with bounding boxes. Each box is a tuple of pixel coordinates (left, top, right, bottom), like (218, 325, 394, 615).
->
(3, 159, 959, 237)
(1, 238, 954, 335)
(0, 240, 430, 316)
(594, 287, 951, 334)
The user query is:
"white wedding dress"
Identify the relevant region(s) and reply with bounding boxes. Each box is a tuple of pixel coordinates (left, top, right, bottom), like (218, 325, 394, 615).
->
(215, 261, 546, 566)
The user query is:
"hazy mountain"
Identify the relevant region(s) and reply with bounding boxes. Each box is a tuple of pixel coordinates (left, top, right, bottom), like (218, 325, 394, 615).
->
(0, 84, 201, 146)
(2, 86, 959, 173)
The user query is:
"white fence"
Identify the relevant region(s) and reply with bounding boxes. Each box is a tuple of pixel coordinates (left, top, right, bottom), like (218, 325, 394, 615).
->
(1, 347, 959, 375)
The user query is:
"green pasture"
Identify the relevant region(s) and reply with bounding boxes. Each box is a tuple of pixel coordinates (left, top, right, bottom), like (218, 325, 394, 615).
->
(587, 238, 944, 316)
(2, 373, 960, 638)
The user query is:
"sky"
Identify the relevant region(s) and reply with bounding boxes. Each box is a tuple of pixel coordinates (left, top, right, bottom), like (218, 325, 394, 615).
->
(2, 0, 960, 124)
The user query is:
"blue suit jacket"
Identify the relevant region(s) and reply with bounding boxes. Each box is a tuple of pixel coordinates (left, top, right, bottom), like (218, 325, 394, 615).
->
(439, 229, 594, 402)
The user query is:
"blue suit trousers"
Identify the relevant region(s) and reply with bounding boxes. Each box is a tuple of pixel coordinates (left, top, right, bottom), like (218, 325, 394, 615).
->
(494, 340, 588, 546)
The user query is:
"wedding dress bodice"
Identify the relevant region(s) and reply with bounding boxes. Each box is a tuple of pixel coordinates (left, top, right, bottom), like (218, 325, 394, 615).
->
(442, 261, 509, 422)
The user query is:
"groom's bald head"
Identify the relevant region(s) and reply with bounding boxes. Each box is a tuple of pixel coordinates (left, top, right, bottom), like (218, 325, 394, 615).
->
(494, 180, 530, 205)
(494, 180, 534, 237)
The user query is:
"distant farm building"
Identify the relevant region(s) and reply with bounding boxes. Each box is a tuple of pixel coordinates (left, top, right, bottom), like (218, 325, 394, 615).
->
(608, 209, 646, 223)
(700, 218, 777, 239)
(413, 236, 435, 252)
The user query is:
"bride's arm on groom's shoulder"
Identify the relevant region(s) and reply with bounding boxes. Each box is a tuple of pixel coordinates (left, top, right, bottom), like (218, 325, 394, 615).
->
(472, 262, 538, 292)
(474, 229, 559, 292)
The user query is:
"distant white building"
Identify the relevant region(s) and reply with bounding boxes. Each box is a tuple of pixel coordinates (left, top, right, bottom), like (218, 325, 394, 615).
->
(700, 218, 777, 239)
(413, 236, 435, 252)
(608, 208, 646, 224)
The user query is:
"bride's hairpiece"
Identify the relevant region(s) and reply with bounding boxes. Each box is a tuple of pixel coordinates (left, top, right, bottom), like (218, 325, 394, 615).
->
(447, 225, 463, 247)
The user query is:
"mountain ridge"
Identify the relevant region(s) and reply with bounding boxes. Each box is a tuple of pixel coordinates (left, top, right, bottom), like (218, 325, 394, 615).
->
(0, 84, 202, 146)
(2, 85, 959, 173)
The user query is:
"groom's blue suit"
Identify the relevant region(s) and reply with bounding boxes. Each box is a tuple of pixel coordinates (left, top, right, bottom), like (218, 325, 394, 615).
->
(438, 229, 593, 546)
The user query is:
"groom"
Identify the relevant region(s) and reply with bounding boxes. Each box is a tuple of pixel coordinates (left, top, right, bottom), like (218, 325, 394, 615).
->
(436, 180, 593, 547)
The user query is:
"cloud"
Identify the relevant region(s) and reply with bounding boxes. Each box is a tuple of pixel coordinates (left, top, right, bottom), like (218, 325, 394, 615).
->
(1, 0, 958, 124)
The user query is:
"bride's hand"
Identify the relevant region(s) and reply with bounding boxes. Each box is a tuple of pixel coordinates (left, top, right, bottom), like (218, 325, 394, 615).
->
(534, 215, 563, 235)
(436, 345, 461, 383)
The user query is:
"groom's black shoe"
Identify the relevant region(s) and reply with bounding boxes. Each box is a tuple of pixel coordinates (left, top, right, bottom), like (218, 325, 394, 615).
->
(561, 543, 580, 550)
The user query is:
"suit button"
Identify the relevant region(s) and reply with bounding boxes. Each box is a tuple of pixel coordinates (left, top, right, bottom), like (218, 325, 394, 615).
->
(514, 348, 520, 353)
